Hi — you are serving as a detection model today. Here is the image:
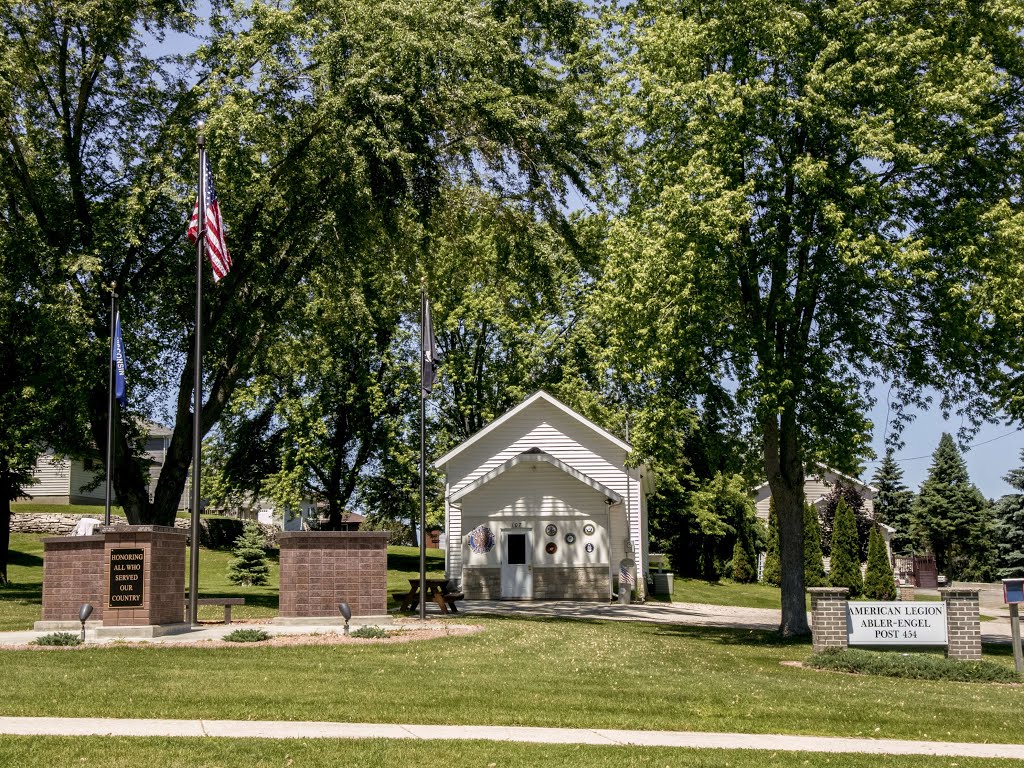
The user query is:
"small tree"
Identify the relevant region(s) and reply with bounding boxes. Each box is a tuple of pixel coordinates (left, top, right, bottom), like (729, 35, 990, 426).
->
(863, 526, 897, 600)
(829, 498, 862, 597)
(227, 523, 270, 586)
(762, 498, 781, 586)
(819, 481, 871, 559)
(995, 450, 1024, 578)
(803, 503, 827, 588)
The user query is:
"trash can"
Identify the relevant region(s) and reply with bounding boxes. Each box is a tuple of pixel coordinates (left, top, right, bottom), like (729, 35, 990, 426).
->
(652, 572, 674, 596)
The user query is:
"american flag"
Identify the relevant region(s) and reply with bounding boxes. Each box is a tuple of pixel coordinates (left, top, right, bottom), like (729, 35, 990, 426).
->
(187, 163, 232, 281)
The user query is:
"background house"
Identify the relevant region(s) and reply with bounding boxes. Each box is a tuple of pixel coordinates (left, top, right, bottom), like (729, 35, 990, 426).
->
(26, 421, 187, 508)
(435, 391, 652, 601)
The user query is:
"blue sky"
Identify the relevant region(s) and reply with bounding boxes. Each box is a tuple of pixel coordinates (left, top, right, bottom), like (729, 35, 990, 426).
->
(864, 399, 1024, 500)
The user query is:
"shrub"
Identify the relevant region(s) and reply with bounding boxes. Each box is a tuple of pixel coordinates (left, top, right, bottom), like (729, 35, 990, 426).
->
(808, 647, 1019, 684)
(803, 503, 827, 588)
(829, 498, 863, 597)
(31, 632, 81, 647)
(227, 522, 271, 586)
(762, 499, 781, 586)
(223, 628, 272, 643)
(863, 526, 897, 599)
(351, 625, 389, 639)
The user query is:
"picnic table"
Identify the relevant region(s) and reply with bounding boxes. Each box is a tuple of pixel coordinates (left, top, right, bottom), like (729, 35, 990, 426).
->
(397, 578, 464, 614)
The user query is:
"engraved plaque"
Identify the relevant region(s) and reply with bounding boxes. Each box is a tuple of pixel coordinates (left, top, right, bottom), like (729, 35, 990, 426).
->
(108, 548, 145, 608)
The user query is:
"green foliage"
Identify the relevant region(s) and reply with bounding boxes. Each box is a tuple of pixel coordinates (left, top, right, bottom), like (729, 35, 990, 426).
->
(350, 625, 389, 639)
(730, 536, 755, 584)
(31, 632, 81, 647)
(863, 527, 897, 600)
(802, 504, 827, 588)
(818, 482, 870, 560)
(762, 500, 781, 586)
(598, 0, 1024, 636)
(808, 648, 1018, 684)
(223, 628, 271, 643)
(871, 451, 916, 554)
(664, 473, 758, 580)
(994, 449, 1024, 578)
(913, 434, 997, 581)
(227, 523, 271, 587)
(828, 499, 862, 597)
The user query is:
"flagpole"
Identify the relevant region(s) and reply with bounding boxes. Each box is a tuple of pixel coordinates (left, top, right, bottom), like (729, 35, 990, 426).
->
(419, 280, 427, 621)
(104, 283, 119, 527)
(189, 133, 206, 627)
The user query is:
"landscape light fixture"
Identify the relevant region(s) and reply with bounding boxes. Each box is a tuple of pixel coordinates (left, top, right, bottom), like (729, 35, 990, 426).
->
(79, 603, 93, 643)
(338, 602, 352, 636)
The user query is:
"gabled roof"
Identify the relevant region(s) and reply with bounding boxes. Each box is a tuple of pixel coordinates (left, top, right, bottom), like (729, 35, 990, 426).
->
(434, 390, 631, 469)
(754, 462, 878, 496)
(449, 448, 624, 503)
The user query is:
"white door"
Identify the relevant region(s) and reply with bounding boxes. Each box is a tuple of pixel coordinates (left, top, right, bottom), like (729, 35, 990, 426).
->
(500, 529, 532, 599)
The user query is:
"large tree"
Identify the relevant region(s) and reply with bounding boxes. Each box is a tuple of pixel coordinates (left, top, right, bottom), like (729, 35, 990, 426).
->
(913, 433, 995, 581)
(600, 0, 1024, 635)
(1, 0, 602, 525)
(871, 450, 916, 554)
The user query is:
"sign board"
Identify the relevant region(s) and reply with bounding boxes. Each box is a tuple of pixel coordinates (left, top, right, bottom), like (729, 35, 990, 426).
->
(108, 548, 145, 608)
(847, 602, 947, 646)
(1004, 578, 1024, 605)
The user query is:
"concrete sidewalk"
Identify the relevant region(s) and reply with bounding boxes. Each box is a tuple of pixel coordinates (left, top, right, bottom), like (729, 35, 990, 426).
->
(0, 717, 1021, 759)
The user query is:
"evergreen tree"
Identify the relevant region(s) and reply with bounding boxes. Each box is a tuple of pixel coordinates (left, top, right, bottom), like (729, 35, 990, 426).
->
(871, 450, 916, 554)
(995, 450, 1024, 578)
(819, 481, 871, 560)
(913, 433, 994, 580)
(227, 523, 271, 586)
(803, 503, 827, 588)
(731, 535, 756, 583)
(863, 526, 897, 599)
(763, 498, 781, 586)
(829, 498, 862, 597)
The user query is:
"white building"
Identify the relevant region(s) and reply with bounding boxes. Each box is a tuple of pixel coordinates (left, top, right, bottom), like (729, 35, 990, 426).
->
(754, 464, 877, 522)
(26, 422, 187, 508)
(434, 391, 652, 601)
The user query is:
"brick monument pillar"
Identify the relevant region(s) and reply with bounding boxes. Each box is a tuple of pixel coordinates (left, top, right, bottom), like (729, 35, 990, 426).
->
(808, 587, 850, 653)
(99, 525, 188, 630)
(36, 535, 106, 630)
(277, 531, 389, 622)
(941, 587, 982, 661)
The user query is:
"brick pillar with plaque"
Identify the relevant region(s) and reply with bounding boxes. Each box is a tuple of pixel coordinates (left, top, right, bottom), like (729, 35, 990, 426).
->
(100, 525, 187, 629)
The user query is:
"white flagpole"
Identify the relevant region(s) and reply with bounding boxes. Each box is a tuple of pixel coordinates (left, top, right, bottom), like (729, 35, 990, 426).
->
(188, 133, 206, 627)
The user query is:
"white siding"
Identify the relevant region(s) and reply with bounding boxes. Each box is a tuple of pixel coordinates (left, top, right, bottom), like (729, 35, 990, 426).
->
(70, 460, 105, 502)
(28, 453, 72, 497)
(444, 397, 645, 588)
(755, 469, 877, 521)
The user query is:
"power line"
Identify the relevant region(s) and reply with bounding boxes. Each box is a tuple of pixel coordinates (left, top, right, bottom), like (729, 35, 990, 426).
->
(865, 427, 1024, 464)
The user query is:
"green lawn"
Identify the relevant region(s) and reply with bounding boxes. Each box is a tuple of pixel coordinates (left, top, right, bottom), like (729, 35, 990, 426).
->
(667, 576, 789, 609)
(0, 616, 1019, 743)
(0, 534, 446, 628)
(13, 502, 195, 519)
(0, 738, 1017, 768)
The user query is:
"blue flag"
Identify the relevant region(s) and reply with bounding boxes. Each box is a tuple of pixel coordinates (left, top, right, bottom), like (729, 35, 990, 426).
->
(113, 311, 127, 407)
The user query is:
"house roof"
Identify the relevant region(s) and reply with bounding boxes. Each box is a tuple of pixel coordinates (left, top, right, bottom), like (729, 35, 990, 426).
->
(433, 390, 632, 469)
(754, 462, 878, 496)
(449, 448, 624, 504)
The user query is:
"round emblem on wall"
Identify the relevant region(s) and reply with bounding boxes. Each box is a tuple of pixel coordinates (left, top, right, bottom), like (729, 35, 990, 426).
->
(545, 542, 557, 555)
(585, 542, 595, 554)
(583, 523, 596, 536)
(468, 525, 496, 554)
(545, 524, 557, 537)
(564, 533, 576, 544)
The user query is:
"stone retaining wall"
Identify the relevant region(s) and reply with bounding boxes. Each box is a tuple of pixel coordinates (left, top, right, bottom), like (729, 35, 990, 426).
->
(11, 513, 278, 547)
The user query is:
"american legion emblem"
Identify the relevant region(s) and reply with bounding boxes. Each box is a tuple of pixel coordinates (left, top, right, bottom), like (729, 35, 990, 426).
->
(468, 525, 495, 554)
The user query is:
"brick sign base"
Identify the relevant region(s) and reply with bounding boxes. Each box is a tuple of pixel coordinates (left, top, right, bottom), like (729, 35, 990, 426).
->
(808, 586, 982, 661)
(277, 531, 389, 619)
(38, 525, 186, 631)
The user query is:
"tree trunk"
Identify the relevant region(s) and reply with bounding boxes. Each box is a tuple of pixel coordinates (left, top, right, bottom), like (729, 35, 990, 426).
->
(764, 409, 811, 637)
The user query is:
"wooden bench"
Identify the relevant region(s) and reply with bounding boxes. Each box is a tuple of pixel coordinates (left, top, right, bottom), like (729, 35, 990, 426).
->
(196, 597, 245, 624)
